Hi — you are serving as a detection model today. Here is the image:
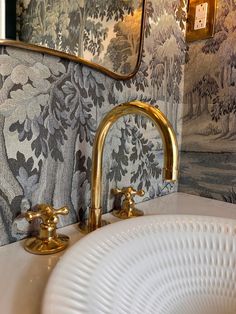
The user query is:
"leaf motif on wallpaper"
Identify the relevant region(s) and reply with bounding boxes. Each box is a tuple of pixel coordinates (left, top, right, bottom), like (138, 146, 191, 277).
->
(18, 0, 136, 63)
(42, 55, 66, 75)
(146, 13, 186, 129)
(44, 115, 61, 135)
(75, 65, 106, 107)
(106, 115, 162, 190)
(0, 85, 49, 122)
(106, 118, 127, 153)
(6, 46, 42, 64)
(8, 151, 40, 199)
(17, 167, 39, 199)
(84, 20, 108, 56)
(143, 0, 154, 38)
(26, 62, 98, 218)
(152, 0, 186, 28)
(104, 8, 142, 74)
(183, 2, 236, 142)
(8, 77, 67, 160)
(130, 127, 161, 190)
(75, 150, 92, 216)
(10, 65, 31, 85)
(9, 117, 43, 148)
(133, 57, 149, 92)
(148, 182, 175, 199)
(1, 0, 188, 245)
(133, 98, 156, 130)
(18, 0, 71, 47)
(62, 67, 97, 144)
(0, 55, 19, 76)
(11, 63, 51, 84)
(0, 49, 75, 229)
(107, 129, 129, 182)
(0, 48, 66, 125)
(119, 52, 149, 94)
(5, 47, 66, 75)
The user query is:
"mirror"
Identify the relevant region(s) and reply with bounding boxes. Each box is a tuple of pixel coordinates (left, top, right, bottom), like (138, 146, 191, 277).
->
(0, 0, 146, 79)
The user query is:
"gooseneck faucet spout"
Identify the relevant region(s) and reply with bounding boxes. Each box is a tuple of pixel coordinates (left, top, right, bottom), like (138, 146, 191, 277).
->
(86, 100, 178, 232)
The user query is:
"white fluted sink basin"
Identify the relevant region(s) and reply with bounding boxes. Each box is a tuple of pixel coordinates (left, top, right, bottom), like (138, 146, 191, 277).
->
(42, 215, 236, 314)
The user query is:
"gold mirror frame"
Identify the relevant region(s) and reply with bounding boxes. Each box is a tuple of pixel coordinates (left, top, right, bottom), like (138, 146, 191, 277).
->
(0, 1, 146, 80)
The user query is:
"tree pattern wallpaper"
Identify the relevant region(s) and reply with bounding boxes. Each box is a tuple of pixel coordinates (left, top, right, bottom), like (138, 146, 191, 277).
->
(2, 0, 235, 247)
(179, 0, 236, 202)
(16, 0, 143, 76)
(0, 0, 186, 246)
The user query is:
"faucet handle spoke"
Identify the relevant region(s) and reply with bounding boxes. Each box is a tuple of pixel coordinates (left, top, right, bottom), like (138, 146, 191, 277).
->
(25, 204, 69, 225)
(111, 188, 123, 195)
(134, 188, 145, 197)
(112, 186, 144, 197)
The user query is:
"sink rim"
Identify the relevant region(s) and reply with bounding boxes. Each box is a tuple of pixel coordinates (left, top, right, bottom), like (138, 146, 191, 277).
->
(42, 214, 236, 314)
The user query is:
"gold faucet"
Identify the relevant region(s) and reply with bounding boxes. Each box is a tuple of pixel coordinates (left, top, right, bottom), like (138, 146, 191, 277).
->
(79, 100, 179, 233)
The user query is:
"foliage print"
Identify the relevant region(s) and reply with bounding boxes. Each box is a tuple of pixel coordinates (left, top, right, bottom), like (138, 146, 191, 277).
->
(179, 0, 236, 202)
(16, 0, 143, 76)
(183, 0, 236, 142)
(0, 0, 187, 246)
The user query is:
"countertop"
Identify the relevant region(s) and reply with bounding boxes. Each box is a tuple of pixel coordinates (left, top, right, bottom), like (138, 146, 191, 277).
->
(1, 192, 236, 314)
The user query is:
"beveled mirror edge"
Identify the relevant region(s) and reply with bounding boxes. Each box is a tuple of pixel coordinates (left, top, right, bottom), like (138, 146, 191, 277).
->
(0, 0, 146, 81)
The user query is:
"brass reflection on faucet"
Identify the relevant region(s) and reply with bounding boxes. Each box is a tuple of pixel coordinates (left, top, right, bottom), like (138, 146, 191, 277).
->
(112, 186, 145, 219)
(79, 100, 179, 233)
(24, 204, 69, 255)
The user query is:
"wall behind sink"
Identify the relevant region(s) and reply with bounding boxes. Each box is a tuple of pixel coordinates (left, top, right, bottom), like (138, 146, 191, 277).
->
(0, 0, 186, 246)
(179, 0, 236, 203)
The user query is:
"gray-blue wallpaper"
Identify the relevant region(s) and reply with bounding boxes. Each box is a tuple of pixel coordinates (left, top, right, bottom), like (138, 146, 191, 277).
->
(0, 0, 186, 246)
(2, 0, 235, 247)
(179, 0, 236, 202)
(16, 0, 144, 76)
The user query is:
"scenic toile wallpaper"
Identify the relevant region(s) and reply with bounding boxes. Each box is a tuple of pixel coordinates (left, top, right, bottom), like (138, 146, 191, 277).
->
(0, 0, 186, 246)
(16, 0, 143, 76)
(179, 0, 236, 202)
(1, 0, 236, 247)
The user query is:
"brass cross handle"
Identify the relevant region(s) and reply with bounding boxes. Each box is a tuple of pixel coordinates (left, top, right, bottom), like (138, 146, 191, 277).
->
(24, 204, 70, 255)
(25, 204, 69, 227)
(112, 186, 145, 198)
(111, 186, 145, 219)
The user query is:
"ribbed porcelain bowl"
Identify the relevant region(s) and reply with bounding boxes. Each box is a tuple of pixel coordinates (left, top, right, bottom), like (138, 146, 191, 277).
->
(42, 215, 236, 314)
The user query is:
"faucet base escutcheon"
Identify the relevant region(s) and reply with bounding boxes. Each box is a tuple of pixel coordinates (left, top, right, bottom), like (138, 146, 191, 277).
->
(24, 234, 69, 255)
(112, 207, 144, 219)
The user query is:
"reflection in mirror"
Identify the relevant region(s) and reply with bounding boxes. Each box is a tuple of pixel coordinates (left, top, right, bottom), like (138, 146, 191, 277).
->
(8, 0, 145, 79)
